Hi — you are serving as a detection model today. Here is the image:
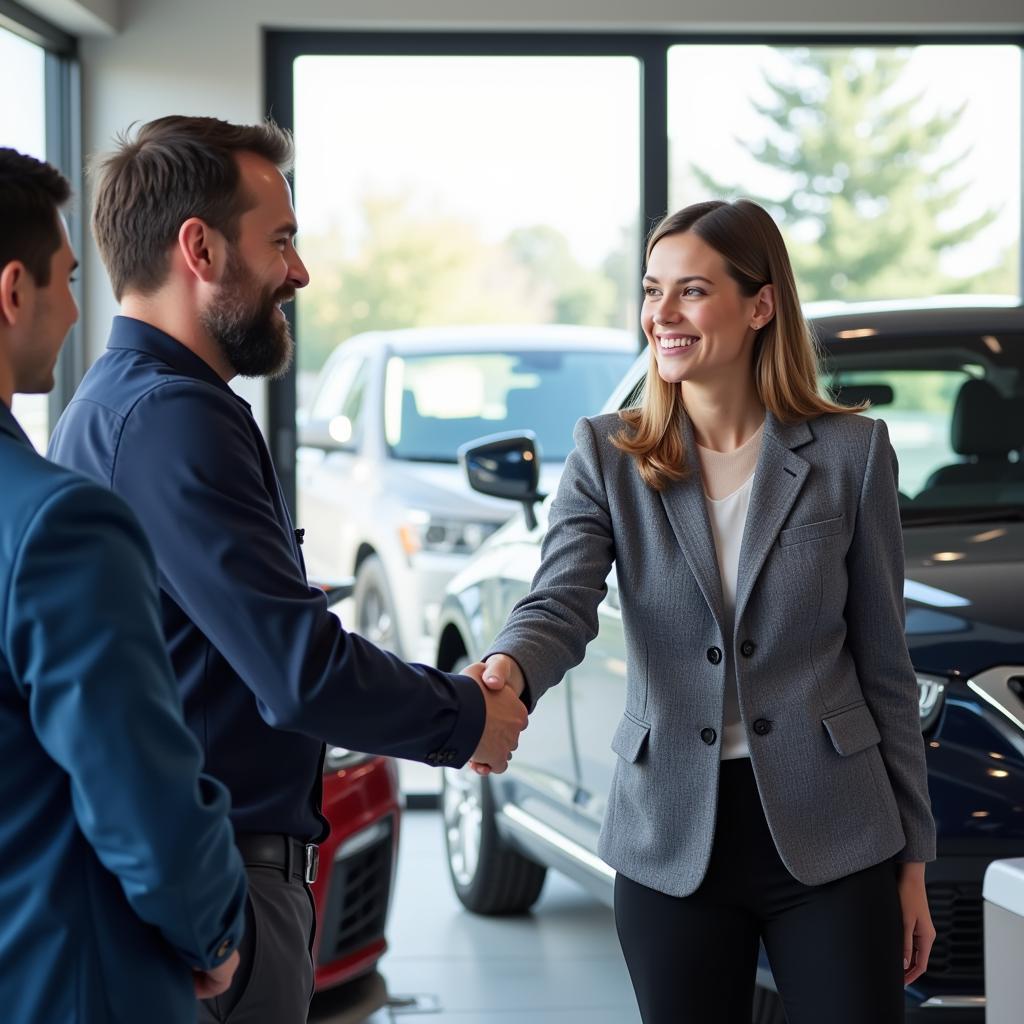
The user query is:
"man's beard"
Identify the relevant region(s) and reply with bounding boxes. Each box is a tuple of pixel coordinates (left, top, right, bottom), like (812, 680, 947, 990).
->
(201, 249, 295, 379)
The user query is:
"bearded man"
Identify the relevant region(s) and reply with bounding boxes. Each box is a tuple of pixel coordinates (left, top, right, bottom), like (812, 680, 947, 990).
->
(49, 116, 527, 1024)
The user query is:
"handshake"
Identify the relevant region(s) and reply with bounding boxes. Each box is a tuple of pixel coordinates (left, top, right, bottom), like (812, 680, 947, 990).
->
(462, 655, 528, 776)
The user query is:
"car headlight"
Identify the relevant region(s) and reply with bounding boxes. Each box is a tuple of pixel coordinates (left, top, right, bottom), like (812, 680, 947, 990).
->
(398, 513, 500, 556)
(324, 746, 373, 773)
(917, 672, 947, 732)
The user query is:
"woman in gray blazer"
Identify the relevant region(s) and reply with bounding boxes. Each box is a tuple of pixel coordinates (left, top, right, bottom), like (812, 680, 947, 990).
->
(475, 199, 937, 1023)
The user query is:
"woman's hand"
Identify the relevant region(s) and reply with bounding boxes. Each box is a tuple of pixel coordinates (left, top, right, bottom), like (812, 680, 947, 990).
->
(898, 862, 936, 985)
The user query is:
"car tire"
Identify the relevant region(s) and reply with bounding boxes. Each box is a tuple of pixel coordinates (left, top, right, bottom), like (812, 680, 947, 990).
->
(353, 554, 403, 656)
(752, 985, 786, 1024)
(441, 764, 547, 915)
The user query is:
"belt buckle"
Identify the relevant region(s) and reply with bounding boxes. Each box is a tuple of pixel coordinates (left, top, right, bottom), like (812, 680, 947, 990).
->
(305, 844, 319, 884)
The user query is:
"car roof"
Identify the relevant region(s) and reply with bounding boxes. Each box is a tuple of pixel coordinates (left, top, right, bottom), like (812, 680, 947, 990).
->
(337, 324, 639, 356)
(808, 298, 1024, 340)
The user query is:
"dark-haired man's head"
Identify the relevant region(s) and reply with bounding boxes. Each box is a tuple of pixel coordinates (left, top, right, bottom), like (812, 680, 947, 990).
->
(91, 116, 308, 380)
(0, 148, 78, 406)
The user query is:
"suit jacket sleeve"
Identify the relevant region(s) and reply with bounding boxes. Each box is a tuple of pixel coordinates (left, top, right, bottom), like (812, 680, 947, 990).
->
(4, 480, 247, 969)
(486, 416, 617, 708)
(845, 417, 936, 862)
(113, 383, 485, 764)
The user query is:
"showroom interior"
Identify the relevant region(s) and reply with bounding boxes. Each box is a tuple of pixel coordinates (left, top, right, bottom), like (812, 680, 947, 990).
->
(2, 0, 1024, 1022)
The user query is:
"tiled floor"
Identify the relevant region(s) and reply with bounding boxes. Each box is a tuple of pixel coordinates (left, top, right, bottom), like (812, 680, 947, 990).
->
(311, 808, 642, 1024)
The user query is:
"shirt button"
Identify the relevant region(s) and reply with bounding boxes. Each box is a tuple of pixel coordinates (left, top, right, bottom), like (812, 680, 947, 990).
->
(700, 727, 717, 745)
(216, 940, 232, 958)
(740, 640, 756, 658)
(706, 646, 722, 665)
(753, 718, 772, 736)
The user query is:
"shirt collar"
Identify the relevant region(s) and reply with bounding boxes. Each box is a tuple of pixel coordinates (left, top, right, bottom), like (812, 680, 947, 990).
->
(0, 400, 34, 449)
(106, 315, 246, 403)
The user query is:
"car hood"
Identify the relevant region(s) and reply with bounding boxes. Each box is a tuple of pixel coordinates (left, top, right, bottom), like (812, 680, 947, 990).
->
(903, 519, 1024, 675)
(385, 459, 563, 523)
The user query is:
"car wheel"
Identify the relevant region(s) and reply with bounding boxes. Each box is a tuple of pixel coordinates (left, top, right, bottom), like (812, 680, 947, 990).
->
(752, 985, 786, 1024)
(354, 555, 402, 656)
(442, 764, 547, 915)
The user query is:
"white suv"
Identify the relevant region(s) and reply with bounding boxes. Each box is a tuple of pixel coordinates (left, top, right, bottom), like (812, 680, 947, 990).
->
(296, 324, 636, 663)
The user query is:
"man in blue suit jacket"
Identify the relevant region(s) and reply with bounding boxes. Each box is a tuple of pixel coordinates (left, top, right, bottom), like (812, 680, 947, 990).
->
(0, 149, 247, 1023)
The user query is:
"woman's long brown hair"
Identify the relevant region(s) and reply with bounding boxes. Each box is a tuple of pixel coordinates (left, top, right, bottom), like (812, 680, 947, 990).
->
(613, 199, 863, 491)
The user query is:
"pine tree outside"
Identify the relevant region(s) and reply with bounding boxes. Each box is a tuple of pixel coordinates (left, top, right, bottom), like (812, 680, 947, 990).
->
(672, 45, 1021, 304)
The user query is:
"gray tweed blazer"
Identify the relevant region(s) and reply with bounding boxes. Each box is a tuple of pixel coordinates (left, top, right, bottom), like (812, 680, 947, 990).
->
(488, 408, 936, 897)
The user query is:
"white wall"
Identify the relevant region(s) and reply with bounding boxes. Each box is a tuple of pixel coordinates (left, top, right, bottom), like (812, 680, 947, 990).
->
(20, 0, 118, 35)
(79, 0, 1024, 419)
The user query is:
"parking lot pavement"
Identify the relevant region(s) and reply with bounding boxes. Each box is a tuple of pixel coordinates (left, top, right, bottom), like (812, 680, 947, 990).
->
(311, 807, 641, 1024)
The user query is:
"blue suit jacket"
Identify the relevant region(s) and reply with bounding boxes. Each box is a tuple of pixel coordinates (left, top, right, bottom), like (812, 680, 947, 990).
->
(0, 401, 246, 1023)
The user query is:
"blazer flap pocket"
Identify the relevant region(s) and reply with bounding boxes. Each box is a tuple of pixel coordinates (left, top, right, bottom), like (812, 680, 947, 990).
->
(823, 702, 881, 756)
(611, 713, 650, 763)
(779, 514, 844, 547)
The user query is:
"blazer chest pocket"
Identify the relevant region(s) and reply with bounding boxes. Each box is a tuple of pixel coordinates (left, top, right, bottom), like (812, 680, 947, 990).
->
(779, 513, 844, 547)
(822, 701, 881, 756)
(611, 712, 650, 764)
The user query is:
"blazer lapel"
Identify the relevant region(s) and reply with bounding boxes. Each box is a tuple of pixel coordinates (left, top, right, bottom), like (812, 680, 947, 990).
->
(660, 412, 726, 634)
(734, 412, 812, 626)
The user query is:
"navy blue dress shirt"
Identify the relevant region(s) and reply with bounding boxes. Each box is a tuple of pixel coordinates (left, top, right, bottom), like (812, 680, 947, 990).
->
(50, 317, 486, 841)
(1, 400, 245, 1023)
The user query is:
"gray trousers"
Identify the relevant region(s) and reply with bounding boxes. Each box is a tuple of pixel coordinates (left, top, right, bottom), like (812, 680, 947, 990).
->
(198, 864, 316, 1024)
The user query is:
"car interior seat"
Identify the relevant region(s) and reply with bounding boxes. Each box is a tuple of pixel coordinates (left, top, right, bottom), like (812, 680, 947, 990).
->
(924, 378, 1021, 488)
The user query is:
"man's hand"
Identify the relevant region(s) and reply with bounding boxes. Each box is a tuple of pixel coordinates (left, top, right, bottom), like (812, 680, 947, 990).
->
(465, 655, 528, 776)
(467, 660, 528, 774)
(193, 949, 240, 1000)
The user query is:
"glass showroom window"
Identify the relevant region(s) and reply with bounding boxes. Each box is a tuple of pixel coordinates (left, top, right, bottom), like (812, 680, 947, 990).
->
(290, 53, 642, 796)
(668, 44, 1022, 306)
(291, 54, 641, 412)
(0, 25, 49, 451)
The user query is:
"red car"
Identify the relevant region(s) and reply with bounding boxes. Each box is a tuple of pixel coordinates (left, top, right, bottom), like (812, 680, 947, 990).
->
(312, 748, 401, 993)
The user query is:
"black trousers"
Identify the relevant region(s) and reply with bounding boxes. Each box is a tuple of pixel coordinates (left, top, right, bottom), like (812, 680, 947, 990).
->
(198, 863, 316, 1024)
(614, 758, 904, 1024)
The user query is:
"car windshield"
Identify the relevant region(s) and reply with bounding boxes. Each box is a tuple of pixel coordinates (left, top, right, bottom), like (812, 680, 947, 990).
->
(821, 331, 1024, 525)
(385, 349, 635, 463)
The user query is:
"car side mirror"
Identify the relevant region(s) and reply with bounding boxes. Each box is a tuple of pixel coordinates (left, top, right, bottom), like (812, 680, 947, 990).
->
(459, 431, 546, 531)
(297, 416, 356, 453)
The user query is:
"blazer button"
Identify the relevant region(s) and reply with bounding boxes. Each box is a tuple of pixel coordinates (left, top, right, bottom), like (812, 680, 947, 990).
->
(753, 718, 772, 736)
(700, 727, 717, 745)
(740, 640, 756, 658)
(706, 646, 722, 664)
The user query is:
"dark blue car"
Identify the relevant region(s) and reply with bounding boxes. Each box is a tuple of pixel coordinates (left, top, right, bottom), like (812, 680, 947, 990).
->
(434, 302, 1024, 1022)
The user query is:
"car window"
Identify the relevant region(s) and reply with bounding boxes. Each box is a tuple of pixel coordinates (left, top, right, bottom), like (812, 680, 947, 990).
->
(822, 332, 1024, 521)
(384, 349, 634, 463)
(828, 368, 979, 496)
(310, 353, 364, 422)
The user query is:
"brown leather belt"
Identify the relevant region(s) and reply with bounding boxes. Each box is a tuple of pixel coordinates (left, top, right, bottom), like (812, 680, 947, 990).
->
(236, 833, 319, 884)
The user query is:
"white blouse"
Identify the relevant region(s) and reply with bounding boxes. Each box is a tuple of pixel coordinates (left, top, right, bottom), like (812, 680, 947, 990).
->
(696, 422, 764, 760)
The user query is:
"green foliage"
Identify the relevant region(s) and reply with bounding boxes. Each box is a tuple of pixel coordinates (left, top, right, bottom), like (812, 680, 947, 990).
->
(691, 48, 1013, 302)
(295, 194, 632, 373)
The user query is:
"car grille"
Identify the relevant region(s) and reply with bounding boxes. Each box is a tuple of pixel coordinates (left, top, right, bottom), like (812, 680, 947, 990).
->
(924, 882, 983, 984)
(317, 816, 395, 966)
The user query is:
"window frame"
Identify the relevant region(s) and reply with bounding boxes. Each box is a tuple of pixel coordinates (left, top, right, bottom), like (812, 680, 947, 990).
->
(1, 0, 83, 434)
(265, 28, 1024, 513)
